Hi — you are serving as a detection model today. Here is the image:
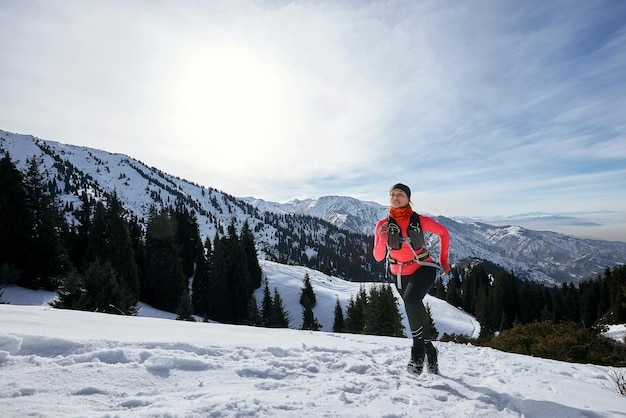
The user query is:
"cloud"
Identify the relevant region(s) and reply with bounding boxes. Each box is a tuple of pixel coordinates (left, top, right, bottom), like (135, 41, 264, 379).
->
(0, 0, 625, 230)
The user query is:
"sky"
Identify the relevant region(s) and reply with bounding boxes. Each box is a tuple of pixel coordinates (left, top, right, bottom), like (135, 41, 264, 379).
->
(1, 1, 625, 222)
(3, 262, 626, 417)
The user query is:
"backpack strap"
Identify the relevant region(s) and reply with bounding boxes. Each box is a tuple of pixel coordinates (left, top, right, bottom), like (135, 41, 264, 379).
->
(407, 212, 425, 249)
(386, 216, 403, 250)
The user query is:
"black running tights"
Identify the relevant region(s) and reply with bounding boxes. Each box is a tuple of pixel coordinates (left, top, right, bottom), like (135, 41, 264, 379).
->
(398, 266, 437, 354)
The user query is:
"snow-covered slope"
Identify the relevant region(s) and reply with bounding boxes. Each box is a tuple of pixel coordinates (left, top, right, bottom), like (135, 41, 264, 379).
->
(2, 259, 480, 339)
(2, 268, 625, 417)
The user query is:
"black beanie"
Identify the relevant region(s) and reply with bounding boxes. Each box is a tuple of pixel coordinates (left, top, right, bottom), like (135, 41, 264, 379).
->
(390, 183, 411, 200)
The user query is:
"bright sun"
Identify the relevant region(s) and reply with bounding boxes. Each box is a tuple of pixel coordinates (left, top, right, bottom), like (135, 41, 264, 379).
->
(168, 42, 296, 161)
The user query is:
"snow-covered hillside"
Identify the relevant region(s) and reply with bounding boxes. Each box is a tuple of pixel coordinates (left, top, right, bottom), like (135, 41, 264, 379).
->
(2, 260, 625, 417)
(0, 130, 229, 241)
(2, 260, 480, 341)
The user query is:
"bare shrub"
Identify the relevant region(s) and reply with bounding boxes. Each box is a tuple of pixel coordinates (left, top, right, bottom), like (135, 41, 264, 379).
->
(608, 368, 626, 396)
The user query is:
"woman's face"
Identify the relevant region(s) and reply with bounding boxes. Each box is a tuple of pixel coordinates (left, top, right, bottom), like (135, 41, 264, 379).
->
(389, 189, 410, 208)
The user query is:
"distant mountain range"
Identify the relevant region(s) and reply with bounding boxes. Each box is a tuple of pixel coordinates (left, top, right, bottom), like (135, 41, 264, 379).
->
(2, 129, 625, 285)
(242, 196, 626, 284)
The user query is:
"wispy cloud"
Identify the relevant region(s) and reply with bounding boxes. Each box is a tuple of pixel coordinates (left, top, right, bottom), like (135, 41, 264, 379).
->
(0, 0, 624, 239)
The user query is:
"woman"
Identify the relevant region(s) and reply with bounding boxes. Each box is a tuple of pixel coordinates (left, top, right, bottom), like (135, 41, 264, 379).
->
(373, 183, 451, 375)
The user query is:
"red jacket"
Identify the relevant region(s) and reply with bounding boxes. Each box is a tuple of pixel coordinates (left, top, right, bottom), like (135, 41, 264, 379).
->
(373, 214, 450, 276)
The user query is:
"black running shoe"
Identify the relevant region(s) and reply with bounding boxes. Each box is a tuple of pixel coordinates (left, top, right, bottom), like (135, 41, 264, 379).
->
(427, 362, 439, 374)
(407, 358, 424, 375)
(425, 341, 438, 374)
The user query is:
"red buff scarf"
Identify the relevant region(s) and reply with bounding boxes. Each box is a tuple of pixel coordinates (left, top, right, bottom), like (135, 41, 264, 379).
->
(389, 206, 413, 222)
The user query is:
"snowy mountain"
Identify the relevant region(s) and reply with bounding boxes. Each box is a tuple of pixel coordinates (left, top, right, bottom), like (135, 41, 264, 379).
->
(0, 129, 383, 281)
(243, 197, 626, 285)
(2, 129, 625, 285)
(243, 195, 386, 235)
(2, 263, 626, 417)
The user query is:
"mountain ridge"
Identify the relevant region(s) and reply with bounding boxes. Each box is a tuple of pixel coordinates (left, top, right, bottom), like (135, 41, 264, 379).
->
(2, 129, 624, 285)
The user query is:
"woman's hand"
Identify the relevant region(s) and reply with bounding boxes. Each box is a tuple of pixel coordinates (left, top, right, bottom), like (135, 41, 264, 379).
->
(442, 263, 451, 276)
(378, 221, 389, 234)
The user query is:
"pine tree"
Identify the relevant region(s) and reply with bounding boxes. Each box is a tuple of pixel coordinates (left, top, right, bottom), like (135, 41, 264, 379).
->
(332, 297, 345, 332)
(0, 152, 30, 283)
(579, 280, 600, 327)
(616, 266, 626, 322)
(84, 192, 140, 304)
(53, 266, 84, 310)
(207, 234, 232, 323)
(553, 282, 579, 324)
(344, 297, 358, 333)
(67, 190, 91, 273)
(301, 296, 321, 331)
(225, 219, 252, 323)
(491, 270, 519, 331)
(445, 272, 463, 308)
(79, 259, 137, 315)
(143, 209, 186, 312)
(0, 264, 20, 289)
(608, 266, 626, 323)
(344, 286, 367, 333)
(170, 206, 211, 319)
(364, 284, 404, 337)
(269, 287, 290, 328)
(622, 277, 626, 326)
(172, 205, 201, 280)
(176, 288, 195, 321)
(433, 276, 446, 299)
(426, 303, 438, 340)
(127, 214, 146, 288)
(245, 295, 261, 326)
(299, 271, 320, 331)
(260, 278, 273, 327)
(191, 235, 211, 318)
(300, 272, 316, 307)
(86, 201, 107, 265)
(474, 289, 491, 335)
(23, 156, 66, 289)
(518, 279, 545, 324)
(596, 275, 610, 321)
(105, 192, 140, 298)
(241, 220, 262, 290)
